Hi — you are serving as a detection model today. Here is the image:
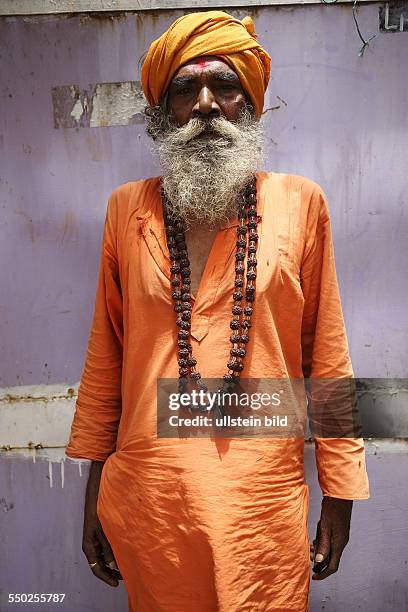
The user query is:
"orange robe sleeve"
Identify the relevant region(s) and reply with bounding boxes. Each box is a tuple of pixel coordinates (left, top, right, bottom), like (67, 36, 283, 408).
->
(300, 183, 370, 500)
(66, 189, 123, 462)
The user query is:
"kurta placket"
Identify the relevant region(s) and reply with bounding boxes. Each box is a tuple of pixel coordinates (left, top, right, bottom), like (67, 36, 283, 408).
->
(138, 186, 263, 346)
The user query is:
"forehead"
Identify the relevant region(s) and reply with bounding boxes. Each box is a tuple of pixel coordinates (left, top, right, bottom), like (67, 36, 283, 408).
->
(171, 55, 239, 80)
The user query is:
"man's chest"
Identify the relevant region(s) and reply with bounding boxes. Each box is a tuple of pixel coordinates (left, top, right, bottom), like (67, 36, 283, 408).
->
(185, 227, 220, 296)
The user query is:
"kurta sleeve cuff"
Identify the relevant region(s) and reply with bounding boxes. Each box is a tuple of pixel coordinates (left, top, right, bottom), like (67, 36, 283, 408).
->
(314, 437, 370, 499)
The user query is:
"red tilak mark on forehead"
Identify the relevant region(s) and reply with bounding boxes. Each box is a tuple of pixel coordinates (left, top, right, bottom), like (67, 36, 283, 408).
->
(197, 59, 207, 67)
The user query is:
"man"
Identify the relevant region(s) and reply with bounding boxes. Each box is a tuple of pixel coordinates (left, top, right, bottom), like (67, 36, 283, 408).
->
(66, 11, 369, 611)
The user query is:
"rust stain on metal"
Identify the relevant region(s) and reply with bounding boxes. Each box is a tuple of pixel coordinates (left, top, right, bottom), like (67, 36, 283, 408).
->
(0, 391, 77, 404)
(27, 441, 44, 449)
(59, 209, 78, 245)
(78, 12, 129, 26)
(14, 208, 36, 243)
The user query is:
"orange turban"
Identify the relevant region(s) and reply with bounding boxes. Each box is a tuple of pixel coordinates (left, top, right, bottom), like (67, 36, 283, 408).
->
(141, 11, 271, 119)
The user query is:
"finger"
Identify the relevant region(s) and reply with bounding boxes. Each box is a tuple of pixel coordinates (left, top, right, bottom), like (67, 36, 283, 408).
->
(83, 538, 120, 586)
(313, 523, 331, 568)
(89, 560, 120, 587)
(312, 554, 340, 581)
(97, 527, 123, 580)
(309, 543, 314, 562)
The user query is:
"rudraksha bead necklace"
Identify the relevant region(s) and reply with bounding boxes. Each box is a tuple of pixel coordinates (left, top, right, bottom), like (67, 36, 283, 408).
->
(162, 176, 258, 411)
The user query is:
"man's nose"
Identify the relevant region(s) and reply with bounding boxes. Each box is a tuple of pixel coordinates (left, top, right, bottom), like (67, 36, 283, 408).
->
(191, 86, 221, 119)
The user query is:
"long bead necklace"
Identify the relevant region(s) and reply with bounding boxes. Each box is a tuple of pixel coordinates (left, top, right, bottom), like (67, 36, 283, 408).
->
(162, 177, 258, 414)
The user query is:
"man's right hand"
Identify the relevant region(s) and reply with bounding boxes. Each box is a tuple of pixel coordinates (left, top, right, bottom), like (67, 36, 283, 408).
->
(82, 460, 123, 587)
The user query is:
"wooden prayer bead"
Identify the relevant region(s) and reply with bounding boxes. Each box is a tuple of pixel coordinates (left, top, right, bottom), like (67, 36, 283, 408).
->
(197, 379, 208, 391)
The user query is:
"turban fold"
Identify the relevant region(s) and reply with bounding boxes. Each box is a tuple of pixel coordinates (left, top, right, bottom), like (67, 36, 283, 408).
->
(141, 11, 271, 119)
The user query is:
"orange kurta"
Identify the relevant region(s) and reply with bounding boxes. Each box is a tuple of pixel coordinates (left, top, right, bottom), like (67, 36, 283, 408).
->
(66, 171, 369, 612)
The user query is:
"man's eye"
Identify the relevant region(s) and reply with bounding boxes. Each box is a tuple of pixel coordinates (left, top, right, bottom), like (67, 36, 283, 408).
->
(176, 87, 193, 95)
(218, 83, 239, 93)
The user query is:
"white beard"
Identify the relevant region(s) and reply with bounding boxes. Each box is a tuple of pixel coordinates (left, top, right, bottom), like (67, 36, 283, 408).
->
(155, 108, 264, 229)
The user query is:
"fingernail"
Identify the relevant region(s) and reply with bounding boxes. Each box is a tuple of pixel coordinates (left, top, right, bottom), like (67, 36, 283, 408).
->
(108, 561, 119, 570)
(315, 553, 324, 563)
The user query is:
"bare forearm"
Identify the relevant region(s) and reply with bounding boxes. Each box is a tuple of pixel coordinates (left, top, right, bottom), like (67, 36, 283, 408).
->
(85, 460, 105, 507)
(82, 459, 122, 586)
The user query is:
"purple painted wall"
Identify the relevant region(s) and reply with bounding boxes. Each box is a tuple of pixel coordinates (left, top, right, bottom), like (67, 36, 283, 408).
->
(1, 6, 407, 387)
(1, 5, 407, 612)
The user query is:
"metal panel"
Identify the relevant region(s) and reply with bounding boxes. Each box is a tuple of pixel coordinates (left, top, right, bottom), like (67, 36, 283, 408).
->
(0, 0, 376, 15)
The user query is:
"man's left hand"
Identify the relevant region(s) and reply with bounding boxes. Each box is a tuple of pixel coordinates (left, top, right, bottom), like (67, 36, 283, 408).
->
(310, 496, 353, 580)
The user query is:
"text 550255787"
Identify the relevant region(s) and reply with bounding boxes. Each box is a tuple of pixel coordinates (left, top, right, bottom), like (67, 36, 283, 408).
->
(8, 594, 66, 604)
